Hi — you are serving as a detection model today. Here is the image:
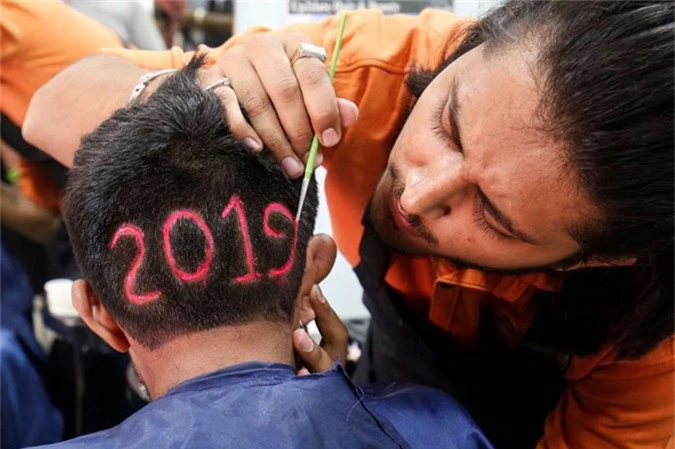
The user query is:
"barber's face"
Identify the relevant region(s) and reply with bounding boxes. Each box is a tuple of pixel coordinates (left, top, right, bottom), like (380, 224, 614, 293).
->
(371, 45, 595, 272)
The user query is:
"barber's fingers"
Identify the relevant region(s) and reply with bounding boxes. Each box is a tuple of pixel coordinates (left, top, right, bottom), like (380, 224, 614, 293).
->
(311, 285, 348, 366)
(282, 39, 341, 149)
(219, 55, 305, 178)
(206, 31, 361, 178)
(200, 67, 262, 152)
(293, 328, 334, 374)
(337, 98, 359, 128)
(202, 85, 356, 167)
(214, 44, 300, 177)
(293, 285, 348, 374)
(249, 38, 316, 159)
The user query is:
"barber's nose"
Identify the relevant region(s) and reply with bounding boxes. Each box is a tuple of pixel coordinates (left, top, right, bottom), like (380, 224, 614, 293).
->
(400, 162, 468, 218)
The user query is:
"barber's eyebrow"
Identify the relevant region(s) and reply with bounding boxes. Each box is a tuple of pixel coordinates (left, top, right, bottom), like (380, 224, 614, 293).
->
(449, 77, 464, 152)
(478, 190, 540, 245)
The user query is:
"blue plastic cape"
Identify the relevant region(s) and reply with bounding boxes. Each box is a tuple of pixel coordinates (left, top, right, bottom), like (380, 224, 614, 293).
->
(29, 362, 494, 449)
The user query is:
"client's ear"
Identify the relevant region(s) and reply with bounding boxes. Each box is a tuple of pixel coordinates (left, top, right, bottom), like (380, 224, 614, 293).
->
(72, 279, 130, 353)
(294, 234, 337, 325)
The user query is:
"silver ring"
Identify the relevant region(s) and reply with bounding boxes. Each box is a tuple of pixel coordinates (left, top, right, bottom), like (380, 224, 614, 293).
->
(290, 43, 327, 65)
(205, 77, 231, 91)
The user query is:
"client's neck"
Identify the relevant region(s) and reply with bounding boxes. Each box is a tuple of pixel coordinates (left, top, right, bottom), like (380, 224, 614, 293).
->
(131, 320, 295, 399)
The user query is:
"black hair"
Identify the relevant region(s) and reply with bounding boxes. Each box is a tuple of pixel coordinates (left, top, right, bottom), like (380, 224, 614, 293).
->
(407, 1, 673, 358)
(64, 56, 318, 349)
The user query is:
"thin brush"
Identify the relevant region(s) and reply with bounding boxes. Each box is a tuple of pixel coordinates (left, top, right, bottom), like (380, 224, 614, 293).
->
(295, 11, 348, 222)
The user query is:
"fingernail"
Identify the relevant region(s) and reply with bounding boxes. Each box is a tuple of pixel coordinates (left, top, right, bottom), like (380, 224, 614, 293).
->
(311, 285, 326, 303)
(344, 102, 359, 127)
(350, 103, 359, 124)
(281, 157, 303, 178)
(300, 331, 313, 352)
(321, 128, 339, 147)
(244, 137, 261, 151)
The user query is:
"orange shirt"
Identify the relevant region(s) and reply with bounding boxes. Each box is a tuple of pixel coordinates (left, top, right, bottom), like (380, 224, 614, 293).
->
(104, 9, 674, 448)
(1, 0, 121, 211)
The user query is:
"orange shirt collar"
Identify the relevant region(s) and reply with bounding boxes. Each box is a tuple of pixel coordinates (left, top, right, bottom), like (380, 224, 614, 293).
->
(433, 258, 562, 302)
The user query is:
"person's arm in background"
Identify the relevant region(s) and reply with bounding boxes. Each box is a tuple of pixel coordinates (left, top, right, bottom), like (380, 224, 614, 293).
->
(538, 337, 674, 449)
(23, 55, 145, 168)
(23, 17, 357, 172)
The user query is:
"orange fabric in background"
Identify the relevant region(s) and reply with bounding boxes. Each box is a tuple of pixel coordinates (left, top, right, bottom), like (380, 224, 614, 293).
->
(104, 10, 674, 448)
(1, 0, 121, 210)
(16, 159, 62, 214)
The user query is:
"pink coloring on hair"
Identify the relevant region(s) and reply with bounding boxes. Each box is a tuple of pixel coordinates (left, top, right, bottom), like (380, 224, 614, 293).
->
(162, 209, 214, 283)
(263, 203, 294, 238)
(110, 224, 161, 304)
(263, 203, 298, 277)
(221, 196, 260, 283)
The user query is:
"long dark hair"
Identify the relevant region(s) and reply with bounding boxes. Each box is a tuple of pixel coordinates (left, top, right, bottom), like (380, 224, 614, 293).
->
(407, 1, 673, 359)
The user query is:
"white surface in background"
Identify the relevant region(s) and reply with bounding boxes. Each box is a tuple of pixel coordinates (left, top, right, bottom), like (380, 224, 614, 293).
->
(44, 279, 79, 318)
(313, 168, 368, 320)
(138, 0, 155, 14)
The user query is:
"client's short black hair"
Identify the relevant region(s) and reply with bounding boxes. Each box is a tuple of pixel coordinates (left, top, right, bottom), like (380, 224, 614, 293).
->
(64, 56, 318, 349)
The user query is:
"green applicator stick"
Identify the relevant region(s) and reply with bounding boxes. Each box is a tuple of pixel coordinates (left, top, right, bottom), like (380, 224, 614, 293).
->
(295, 11, 348, 222)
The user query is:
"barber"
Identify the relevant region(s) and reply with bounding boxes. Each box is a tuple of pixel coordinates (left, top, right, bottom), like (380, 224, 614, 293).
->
(24, 3, 674, 448)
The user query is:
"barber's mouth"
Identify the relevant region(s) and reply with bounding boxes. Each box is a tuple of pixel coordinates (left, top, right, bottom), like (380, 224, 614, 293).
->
(389, 189, 421, 238)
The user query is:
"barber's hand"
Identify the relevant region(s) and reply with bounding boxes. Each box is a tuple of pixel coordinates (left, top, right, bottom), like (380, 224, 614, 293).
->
(200, 32, 359, 178)
(292, 234, 348, 374)
(293, 285, 348, 374)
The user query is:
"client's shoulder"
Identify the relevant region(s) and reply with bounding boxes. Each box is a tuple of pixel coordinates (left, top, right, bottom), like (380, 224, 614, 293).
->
(360, 383, 494, 449)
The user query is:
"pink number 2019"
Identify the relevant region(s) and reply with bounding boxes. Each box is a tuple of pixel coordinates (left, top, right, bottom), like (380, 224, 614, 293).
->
(110, 195, 297, 304)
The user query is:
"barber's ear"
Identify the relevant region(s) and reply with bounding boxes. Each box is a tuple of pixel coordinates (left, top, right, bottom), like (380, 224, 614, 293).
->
(71, 279, 130, 353)
(294, 234, 337, 324)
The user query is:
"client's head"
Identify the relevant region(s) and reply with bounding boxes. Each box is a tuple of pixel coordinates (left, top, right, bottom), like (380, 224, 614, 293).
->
(64, 56, 319, 351)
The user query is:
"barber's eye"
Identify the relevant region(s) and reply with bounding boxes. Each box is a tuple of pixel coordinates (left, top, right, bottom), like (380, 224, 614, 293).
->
(432, 101, 461, 153)
(473, 197, 514, 241)
(431, 120, 460, 153)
